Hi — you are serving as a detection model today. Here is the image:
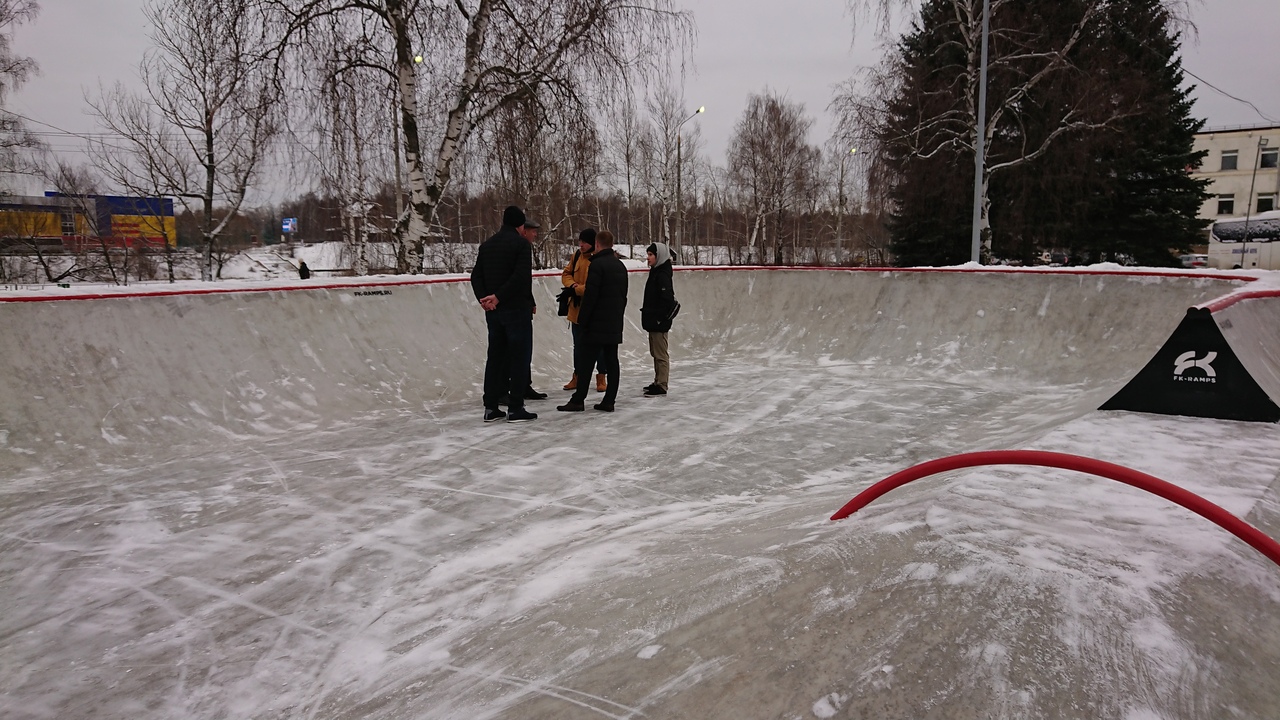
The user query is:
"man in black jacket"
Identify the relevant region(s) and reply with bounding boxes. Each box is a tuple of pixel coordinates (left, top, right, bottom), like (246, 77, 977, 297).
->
(471, 205, 537, 423)
(557, 230, 628, 413)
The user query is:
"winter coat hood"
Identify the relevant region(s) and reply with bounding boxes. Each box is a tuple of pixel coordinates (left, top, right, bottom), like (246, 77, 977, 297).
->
(647, 242, 671, 269)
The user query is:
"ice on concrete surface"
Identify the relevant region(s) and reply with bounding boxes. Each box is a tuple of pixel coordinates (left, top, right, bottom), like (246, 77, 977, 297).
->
(2, 267, 1279, 719)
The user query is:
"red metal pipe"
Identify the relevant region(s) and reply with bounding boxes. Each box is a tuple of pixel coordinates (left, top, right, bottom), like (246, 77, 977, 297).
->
(1200, 288, 1280, 313)
(830, 450, 1280, 569)
(2, 265, 1251, 303)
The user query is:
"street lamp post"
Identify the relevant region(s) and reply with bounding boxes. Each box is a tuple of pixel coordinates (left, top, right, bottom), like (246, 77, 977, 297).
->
(675, 105, 704, 263)
(835, 147, 857, 265)
(1241, 137, 1270, 268)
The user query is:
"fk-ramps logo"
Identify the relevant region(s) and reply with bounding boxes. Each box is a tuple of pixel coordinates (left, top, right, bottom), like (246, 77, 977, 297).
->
(1173, 351, 1217, 384)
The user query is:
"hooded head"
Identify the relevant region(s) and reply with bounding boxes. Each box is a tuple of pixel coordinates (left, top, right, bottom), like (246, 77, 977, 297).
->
(646, 242, 671, 268)
(502, 205, 525, 228)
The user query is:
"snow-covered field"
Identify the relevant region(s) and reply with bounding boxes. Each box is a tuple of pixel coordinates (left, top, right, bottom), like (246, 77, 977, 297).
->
(2, 265, 1279, 719)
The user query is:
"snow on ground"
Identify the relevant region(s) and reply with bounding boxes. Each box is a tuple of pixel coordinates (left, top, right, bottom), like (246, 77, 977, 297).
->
(1, 265, 1279, 719)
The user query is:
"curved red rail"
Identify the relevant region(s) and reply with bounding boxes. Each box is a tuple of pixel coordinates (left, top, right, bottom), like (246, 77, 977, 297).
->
(829, 450, 1280, 569)
(1200, 288, 1280, 313)
(1, 264, 1252, 303)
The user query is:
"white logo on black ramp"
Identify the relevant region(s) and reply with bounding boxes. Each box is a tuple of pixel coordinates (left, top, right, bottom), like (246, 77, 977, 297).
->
(1173, 351, 1217, 383)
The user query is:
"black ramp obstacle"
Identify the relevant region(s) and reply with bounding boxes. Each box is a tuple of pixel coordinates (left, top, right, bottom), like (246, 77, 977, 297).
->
(1100, 307, 1280, 422)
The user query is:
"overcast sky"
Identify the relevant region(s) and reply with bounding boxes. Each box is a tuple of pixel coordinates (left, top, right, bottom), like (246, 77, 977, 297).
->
(8, 0, 1280, 200)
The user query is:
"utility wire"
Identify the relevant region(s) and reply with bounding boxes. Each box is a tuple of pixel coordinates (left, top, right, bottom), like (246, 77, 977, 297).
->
(1179, 66, 1278, 124)
(1095, 15, 1279, 125)
(0, 108, 102, 142)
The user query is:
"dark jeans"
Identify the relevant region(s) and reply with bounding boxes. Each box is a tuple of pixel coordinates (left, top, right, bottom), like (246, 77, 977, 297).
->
(483, 306, 533, 411)
(570, 340, 619, 405)
(570, 322, 606, 374)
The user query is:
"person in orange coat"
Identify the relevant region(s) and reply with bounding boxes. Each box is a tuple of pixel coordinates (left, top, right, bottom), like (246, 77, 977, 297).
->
(560, 228, 607, 392)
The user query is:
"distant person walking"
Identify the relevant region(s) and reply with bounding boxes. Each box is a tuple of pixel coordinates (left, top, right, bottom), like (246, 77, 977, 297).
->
(641, 242, 677, 396)
(559, 228, 607, 392)
(298, 261, 311, 279)
(558, 230, 628, 413)
(470, 205, 537, 423)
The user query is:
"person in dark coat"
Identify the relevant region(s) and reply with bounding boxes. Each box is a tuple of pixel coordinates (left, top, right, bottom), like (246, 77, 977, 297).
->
(559, 228, 608, 392)
(297, 261, 311, 279)
(517, 217, 548, 400)
(557, 230, 628, 413)
(470, 205, 537, 423)
(640, 241, 677, 396)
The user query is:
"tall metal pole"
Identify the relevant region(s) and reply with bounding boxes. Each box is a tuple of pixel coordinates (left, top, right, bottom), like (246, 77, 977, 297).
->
(675, 106, 704, 263)
(1241, 137, 1269, 268)
(969, 0, 991, 264)
(676, 133, 682, 260)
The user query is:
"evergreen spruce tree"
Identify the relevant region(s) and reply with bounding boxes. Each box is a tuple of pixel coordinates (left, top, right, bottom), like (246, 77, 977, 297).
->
(873, 0, 1208, 266)
(878, 0, 975, 266)
(1071, 0, 1209, 265)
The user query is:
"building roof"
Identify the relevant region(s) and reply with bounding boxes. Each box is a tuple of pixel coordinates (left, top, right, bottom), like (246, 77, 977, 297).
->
(1197, 122, 1280, 135)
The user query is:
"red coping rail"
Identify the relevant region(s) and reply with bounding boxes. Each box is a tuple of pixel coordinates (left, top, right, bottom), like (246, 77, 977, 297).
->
(680, 265, 1252, 283)
(1201, 288, 1280, 313)
(0, 265, 1255, 303)
(829, 449, 1280, 569)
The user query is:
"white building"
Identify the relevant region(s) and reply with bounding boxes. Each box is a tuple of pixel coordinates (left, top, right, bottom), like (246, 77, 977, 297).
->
(1193, 124, 1280, 268)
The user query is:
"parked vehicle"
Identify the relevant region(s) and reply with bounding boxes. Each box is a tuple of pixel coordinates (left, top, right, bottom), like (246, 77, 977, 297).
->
(1208, 210, 1280, 269)
(1178, 253, 1208, 268)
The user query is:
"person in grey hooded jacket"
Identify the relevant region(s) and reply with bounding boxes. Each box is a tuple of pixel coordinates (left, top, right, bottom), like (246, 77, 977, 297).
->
(640, 241, 677, 396)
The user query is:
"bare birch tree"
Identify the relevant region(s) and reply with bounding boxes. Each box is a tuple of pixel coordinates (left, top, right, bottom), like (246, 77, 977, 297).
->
(727, 91, 819, 264)
(637, 85, 703, 252)
(275, 8, 406, 275)
(605, 97, 645, 242)
(267, 0, 689, 273)
(91, 0, 277, 281)
(476, 92, 602, 268)
(0, 0, 41, 187)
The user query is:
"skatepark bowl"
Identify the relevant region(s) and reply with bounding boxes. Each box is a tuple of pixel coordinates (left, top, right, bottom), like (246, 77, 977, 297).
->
(3, 267, 1280, 719)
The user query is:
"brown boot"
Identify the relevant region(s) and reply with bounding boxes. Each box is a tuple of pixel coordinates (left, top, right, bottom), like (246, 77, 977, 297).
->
(563, 374, 578, 391)
(596, 373, 607, 392)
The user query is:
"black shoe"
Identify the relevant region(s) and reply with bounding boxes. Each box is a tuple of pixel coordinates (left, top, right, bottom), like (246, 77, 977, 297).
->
(593, 402, 615, 412)
(507, 408, 537, 423)
(642, 384, 659, 393)
(483, 408, 506, 423)
(525, 388, 548, 400)
(643, 386, 666, 396)
(557, 400, 585, 412)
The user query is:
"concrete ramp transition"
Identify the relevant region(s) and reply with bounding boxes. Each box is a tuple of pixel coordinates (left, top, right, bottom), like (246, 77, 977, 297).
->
(0, 268, 1247, 460)
(2, 268, 1280, 720)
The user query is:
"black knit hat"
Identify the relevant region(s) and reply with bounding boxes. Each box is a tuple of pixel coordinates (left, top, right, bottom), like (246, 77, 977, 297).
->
(502, 205, 525, 228)
(579, 228, 597, 245)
